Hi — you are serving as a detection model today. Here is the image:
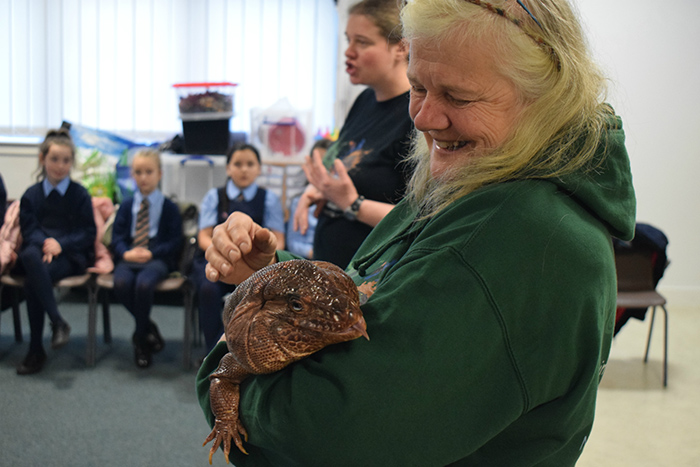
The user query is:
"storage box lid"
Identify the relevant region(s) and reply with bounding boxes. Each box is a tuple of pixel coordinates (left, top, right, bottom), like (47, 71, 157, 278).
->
(173, 82, 238, 121)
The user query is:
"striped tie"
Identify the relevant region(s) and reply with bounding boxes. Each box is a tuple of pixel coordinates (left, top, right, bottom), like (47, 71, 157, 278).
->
(133, 199, 150, 248)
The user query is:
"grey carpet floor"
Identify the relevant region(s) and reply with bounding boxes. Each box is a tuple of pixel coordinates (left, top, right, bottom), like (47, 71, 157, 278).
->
(0, 289, 230, 467)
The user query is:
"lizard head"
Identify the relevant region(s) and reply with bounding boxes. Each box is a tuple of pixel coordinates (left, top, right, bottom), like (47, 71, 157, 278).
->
(224, 259, 368, 359)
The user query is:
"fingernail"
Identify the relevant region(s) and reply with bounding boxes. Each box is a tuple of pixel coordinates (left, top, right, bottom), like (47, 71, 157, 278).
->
(221, 263, 231, 274)
(208, 270, 218, 281)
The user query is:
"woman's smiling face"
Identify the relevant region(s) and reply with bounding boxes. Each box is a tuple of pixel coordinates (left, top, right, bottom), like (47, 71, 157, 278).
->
(407, 36, 526, 180)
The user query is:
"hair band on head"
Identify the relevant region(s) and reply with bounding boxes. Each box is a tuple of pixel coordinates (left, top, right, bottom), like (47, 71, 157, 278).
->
(462, 0, 560, 71)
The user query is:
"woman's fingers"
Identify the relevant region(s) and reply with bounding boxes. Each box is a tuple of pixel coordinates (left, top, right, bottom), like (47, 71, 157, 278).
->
(204, 212, 277, 285)
(293, 202, 310, 235)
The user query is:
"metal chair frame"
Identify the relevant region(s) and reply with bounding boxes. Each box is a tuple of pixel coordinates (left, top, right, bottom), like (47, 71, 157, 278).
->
(0, 273, 110, 366)
(615, 248, 669, 387)
(95, 269, 196, 370)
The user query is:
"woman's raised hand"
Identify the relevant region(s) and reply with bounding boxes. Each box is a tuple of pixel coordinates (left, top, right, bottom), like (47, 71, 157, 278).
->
(204, 212, 277, 285)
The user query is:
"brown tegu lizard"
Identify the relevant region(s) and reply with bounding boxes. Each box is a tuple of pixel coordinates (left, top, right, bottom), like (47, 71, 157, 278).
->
(203, 259, 369, 464)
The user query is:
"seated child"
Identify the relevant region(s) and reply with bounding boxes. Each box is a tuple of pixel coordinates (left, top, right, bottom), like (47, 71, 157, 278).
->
(110, 149, 182, 368)
(191, 143, 285, 353)
(14, 129, 96, 375)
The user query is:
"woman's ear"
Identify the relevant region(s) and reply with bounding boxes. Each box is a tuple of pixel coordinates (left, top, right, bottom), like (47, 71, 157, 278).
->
(395, 38, 409, 63)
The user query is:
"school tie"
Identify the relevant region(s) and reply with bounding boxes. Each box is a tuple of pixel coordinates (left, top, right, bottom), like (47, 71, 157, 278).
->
(133, 199, 150, 248)
(235, 192, 245, 202)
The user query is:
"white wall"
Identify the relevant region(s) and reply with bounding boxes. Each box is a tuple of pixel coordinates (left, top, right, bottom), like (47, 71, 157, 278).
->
(333, 0, 700, 304)
(576, 1, 700, 305)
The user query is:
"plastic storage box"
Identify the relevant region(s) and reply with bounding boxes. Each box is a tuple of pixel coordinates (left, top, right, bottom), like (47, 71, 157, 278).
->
(172, 82, 237, 155)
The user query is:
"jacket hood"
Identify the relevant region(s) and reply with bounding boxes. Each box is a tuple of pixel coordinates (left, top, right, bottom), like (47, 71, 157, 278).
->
(551, 114, 636, 241)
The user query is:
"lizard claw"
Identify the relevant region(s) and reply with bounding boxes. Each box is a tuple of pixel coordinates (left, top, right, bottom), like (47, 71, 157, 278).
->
(203, 418, 250, 464)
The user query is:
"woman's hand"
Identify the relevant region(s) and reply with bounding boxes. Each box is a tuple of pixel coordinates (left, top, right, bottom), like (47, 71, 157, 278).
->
(302, 148, 358, 211)
(293, 185, 324, 235)
(204, 212, 277, 285)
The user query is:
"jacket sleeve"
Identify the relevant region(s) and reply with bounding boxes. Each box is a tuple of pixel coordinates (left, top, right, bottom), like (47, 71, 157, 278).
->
(53, 184, 96, 254)
(110, 200, 133, 260)
(19, 187, 48, 248)
(149, 200, 182, 261)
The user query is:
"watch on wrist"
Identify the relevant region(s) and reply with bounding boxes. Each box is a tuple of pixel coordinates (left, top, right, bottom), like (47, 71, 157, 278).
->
(343, 195, 365, 221)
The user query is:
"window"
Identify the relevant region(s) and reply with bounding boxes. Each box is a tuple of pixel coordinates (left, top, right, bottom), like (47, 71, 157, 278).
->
(0, 0, 338, 138)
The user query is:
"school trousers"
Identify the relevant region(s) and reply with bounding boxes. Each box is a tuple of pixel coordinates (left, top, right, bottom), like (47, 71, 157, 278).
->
(17, 245, 83, 352)
(113, 259, 169, 340)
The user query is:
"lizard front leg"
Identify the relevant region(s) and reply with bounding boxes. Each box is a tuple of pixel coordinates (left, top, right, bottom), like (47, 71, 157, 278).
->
(204, 354, 250, 463)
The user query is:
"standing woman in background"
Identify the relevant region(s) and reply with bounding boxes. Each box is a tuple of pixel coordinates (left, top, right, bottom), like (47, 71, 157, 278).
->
(293, 0, 414, 270)
(14, 129, 96, 375)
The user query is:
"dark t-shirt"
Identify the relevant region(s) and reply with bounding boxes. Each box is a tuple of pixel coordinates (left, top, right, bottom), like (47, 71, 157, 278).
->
(313, 88, 414, 269)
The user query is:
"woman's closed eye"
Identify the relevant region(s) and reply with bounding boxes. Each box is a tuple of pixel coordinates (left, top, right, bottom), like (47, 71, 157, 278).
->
(409, 84, 426, 96)
(446, 94, 472, 106)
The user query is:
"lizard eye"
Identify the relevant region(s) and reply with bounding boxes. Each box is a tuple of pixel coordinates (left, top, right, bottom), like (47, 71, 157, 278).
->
(288, 296, 304, 312)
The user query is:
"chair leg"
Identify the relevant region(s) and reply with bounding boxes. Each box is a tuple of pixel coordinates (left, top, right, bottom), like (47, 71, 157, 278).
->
(193, 303, 202, 348)
(644, 306, 657, 363)
(86, 282, 97, 367)
(101, 290, 112, 344)
(182, 286, 193, 371)
(12, 287, 23, 343)
(643, 305, 669, 387)
(661, 305, 668, 387)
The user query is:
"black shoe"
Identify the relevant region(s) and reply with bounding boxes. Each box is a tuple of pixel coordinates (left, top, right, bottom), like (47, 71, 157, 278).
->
(146, 321, 165, 353)
(51, 322, 71, 349)
(133, 340, 152, 369)
(17, 350, 47, 375)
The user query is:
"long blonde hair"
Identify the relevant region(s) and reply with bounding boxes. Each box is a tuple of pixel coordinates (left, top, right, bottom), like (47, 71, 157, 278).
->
(401, 0, 612, 217)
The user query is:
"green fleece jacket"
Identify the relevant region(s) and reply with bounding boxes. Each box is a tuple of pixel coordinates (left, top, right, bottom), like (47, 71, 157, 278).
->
(196, 115, 636, 466)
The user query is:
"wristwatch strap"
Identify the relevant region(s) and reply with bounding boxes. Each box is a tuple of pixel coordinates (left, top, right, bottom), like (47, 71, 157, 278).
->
(343, 195, 365, 221)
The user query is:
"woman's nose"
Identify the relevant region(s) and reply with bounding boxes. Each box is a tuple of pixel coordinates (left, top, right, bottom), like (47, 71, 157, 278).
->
(345, 44, 356, 59)
(411, 96, 449, 133)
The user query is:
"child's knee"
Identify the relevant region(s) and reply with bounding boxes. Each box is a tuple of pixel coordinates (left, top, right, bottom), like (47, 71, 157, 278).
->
(19, 245, 43, 265)
(112, 275, 131, 292)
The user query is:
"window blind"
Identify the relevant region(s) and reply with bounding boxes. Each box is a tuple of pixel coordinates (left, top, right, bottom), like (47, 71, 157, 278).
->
(0, 0, 338, 137)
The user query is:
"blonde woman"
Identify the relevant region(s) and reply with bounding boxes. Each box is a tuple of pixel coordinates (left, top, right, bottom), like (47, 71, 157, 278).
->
(199, 0, 636, 464)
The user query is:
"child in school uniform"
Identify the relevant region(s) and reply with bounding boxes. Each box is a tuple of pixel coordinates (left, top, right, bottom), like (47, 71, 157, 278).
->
(110, 149, 182, 368)
(191, 143, 285, 354)
(14, 129, 96, 375)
